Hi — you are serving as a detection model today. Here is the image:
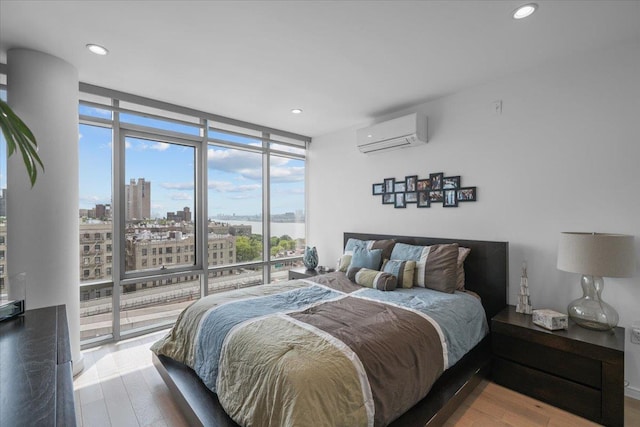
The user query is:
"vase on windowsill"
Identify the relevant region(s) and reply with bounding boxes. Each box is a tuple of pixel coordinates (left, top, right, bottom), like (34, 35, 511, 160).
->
(303, 246, 318, 270)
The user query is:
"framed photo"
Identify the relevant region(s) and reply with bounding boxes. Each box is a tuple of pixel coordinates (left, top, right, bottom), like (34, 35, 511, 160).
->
(405, 192, 418, 203)
(457, 187, 477, 201)
(417, 191, 430, 207)
(443, 189, 458, 207)
(395, 192, 406, 208)
(443, 176, 460, 189)
(405, 175, 418, 192)
(394, 182, 406, 193)
(384, 178, 395, 194)
(417, 179, 431, 191)
(428, 190, 444, 203)
(372, 183, 384, 195)
(429, 173, 444, 190)
(382, 193, 395, 204)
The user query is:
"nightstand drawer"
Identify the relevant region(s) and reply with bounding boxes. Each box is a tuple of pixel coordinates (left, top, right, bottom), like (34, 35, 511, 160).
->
(493, 333, 601, 388)
(493, 358, 601, 421)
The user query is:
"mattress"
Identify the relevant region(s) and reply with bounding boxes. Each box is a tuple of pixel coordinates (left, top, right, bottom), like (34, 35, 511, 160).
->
(151, 271, 488, 427)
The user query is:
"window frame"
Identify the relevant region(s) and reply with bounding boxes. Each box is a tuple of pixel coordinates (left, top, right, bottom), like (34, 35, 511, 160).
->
(77, 83, 309, 348)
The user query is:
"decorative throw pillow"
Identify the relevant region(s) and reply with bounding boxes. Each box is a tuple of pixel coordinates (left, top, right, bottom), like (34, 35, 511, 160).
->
(346, 267, 397, 291)
(337, 254, 352, 272)
(382, 260, 416, 289)
(349, 247, 383, 270)
(456, 247, 471, 290)
(390, 242, 459, 293)
(342, 238, 395, 261)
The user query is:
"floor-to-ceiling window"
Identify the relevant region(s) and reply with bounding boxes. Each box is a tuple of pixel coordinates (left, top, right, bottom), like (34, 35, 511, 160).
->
(77, 84, 309, 347)
(78, 116, 114, 343)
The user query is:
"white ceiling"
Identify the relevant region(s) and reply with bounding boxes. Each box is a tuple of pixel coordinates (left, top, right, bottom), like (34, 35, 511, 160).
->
(1, 1, 638, 138)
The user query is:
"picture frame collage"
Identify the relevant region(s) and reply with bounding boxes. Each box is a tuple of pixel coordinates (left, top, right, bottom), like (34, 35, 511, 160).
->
(373, 172, 476, 208)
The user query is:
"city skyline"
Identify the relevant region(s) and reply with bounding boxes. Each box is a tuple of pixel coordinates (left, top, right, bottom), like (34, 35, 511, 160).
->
(79, 119, 305, 219)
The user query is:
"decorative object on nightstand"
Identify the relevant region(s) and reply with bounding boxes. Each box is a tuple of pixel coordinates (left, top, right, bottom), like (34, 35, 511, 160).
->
(516, 261, 533, 314)
(532, 309, 568, 330)
(303, 246, 318, 270)
(557, 232, 635, 331)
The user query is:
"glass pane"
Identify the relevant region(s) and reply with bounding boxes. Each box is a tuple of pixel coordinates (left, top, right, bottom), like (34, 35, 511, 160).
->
(120, 112, 201, 136)
(207, 267, 262, 294)
(79, 124, 113, 282)
(270, 156, 305, 272)
(80, 282, 113, 342)
(79, 103, 113, 120)
(207, 145, 263, 266)
(124, 136, 196, 273)
(120, 273, 201, 335)
(208, 128, 262, 146)
(270, 142, 305, 156)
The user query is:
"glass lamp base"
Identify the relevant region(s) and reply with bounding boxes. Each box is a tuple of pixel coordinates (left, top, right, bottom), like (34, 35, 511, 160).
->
(567, 275, 619, 331)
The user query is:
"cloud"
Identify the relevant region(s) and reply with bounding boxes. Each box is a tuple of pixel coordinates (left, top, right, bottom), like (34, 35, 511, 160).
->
(171, 193, 192, 201)
(271, 166, 305, 183)
(208, 181, 261, 193)
(207, 148, 302, 183)
(126, 140, 170, 151)
(79, 195, 110, 205)
(161, 182, 194, 190)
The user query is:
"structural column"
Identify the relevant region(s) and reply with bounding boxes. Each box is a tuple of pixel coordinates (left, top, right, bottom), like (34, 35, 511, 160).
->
(7, 49, 82, 373)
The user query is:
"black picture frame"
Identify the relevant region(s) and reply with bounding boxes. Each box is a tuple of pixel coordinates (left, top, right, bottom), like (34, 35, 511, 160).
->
(372, 183, 384, 195)
(443, 189, 458, 207)
(417, 191, 430, 207)
(382, 193, 395, 204)
(395, 192, 406, 208)
(405, 192, 418, 203)
(417, 179, 431, 191)
(384, 178, 395, 194)
(428, 190, 444, 203)
(394, 182, 406, 193)
(443, 176, 460, 189)
(429, 173, 444, 190)
(457, 187, 477, 202)
(405, 175, 418, 192)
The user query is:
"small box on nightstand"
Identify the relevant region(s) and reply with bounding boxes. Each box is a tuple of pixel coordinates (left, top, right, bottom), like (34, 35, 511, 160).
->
(532, 309, 568, 330)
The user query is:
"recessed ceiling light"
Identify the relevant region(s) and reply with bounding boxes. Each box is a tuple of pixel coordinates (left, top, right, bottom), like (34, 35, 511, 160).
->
(291, 108, 303, 114)
(512, 3, 538, 20)
(86, 44, 109, 56)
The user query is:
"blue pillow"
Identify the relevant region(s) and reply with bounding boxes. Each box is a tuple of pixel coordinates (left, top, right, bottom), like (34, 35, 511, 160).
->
(349, 247, 382, 270)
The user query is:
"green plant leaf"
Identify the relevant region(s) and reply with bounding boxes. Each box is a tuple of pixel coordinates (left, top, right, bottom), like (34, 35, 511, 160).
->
(0, 99, 44, 186)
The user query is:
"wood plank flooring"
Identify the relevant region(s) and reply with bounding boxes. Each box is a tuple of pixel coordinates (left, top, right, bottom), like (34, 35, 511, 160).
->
(74, 330, 639, 426)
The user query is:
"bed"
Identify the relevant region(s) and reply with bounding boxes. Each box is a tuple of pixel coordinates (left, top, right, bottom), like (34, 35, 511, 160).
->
(152, 232, 508, 426)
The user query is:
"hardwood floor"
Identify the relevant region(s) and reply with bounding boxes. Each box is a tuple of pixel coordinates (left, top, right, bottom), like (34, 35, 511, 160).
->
(74, 330, 640, 427)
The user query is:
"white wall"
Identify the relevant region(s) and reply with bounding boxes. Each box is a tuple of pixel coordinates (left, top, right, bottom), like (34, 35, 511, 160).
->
(308, 40, 640, 396)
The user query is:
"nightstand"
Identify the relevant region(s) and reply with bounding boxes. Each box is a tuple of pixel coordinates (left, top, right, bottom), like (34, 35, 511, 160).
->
(491, 305, 624, 427)
(288, 267, 320, 280)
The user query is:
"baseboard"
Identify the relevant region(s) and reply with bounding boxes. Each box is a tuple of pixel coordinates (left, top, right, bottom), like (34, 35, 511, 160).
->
(626, 385, 640, 400)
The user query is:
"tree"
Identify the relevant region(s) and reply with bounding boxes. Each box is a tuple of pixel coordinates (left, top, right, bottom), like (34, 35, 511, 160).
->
(236, 235, 262, 262)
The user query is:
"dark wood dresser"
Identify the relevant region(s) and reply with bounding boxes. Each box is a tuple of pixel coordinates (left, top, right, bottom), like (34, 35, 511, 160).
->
(492, 305, 624, 427)
(0, 305, 76, 426)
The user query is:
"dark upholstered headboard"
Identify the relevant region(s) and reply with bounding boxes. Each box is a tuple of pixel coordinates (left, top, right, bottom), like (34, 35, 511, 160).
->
(344, 232, 509, 321)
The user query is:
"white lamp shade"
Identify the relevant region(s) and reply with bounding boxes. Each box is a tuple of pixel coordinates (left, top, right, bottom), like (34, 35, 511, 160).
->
(557, 232, 635, 277)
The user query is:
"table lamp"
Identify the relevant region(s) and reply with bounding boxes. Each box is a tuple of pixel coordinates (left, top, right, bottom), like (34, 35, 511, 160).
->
(557, 232, 635, 331)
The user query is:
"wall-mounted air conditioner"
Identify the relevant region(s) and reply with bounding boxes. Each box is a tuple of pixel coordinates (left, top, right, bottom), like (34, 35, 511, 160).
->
(356, 113, 427, 154)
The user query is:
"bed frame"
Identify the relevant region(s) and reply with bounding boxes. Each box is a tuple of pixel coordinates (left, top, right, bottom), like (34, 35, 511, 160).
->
(153, 232, 508, 427)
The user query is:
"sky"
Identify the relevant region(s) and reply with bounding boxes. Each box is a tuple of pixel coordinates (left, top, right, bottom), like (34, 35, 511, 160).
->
(78, 106, 305, 219)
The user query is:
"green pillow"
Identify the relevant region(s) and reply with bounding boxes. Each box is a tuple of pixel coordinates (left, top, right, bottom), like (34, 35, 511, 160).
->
(346, 267, 397, 291)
